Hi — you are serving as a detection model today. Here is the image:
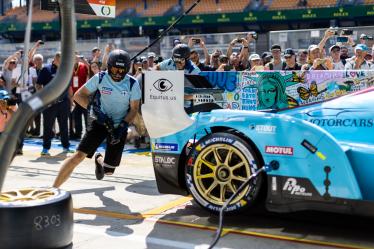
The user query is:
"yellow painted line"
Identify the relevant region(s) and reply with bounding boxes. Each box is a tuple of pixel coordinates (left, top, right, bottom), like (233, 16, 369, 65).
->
(74, 208, 142, 220)
(74, 196, 192, 219)
(74, 206, 372, 249)
(140, 196, 192, 218)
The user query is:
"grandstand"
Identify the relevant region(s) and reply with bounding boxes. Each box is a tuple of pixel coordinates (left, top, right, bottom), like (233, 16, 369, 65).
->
(0, 0, 374, 43)
(2, 0, 374, 21)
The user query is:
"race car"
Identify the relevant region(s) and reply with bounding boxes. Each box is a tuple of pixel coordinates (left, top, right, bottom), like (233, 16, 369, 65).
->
(142, 71, 374, 215)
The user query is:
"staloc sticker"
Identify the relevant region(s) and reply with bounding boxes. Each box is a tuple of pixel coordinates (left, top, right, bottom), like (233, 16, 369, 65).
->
(153, 154, 179, 168)
(154, 143, 178, 151)
(265, 146, 293, 155)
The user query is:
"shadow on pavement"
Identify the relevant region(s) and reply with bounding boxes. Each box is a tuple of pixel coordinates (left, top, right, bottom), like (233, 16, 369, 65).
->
(145, 200, 374, 248)
(29, 152, 68, 164)
(72, 186, 144, 236)
(125, 179, 159, 196)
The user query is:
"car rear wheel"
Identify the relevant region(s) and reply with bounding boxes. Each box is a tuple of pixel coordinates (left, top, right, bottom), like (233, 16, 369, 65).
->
(185, 132, 263, 214)
(0, 187, 73, 249)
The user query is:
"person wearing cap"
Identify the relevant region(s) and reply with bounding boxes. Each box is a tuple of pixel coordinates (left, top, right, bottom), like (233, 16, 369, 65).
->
(140, 56, 149, 71)
(248, 54, 264, 71)
(1, 51, 21, 93)
(210, 49, 223, 70)
(261, 52, 273, 65)
(297, 49, 308, 65)
(345, 44, 373, 70)
(265, 44, 286, 70)
(173, 38, 182, 47)
(147, 52, 156, 69)
(283, 48, 301, 70)
(91, 47, 101, 61)
(329, 45, 346, 70)
(360, 34, 369, 45)
(0, 89, 18, 136)
(216, 55, 234, 71)
(301, 44, 332, 70)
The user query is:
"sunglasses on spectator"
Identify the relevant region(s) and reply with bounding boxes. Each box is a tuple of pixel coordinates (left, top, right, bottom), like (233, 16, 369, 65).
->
(173, 57, 185, 64)
(9, 61, 16, 64)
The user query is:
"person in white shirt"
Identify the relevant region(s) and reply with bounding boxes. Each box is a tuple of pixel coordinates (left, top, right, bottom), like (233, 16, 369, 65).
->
(344, 44, 373, 70)
(329, 45, 345, 70)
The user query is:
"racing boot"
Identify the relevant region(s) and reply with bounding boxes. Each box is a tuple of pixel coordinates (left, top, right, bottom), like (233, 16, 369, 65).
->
(95, 153, 105, 180)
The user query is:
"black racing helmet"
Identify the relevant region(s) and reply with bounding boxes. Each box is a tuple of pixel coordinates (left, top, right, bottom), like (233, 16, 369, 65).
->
(107, 49, 131, 81)
(172, 44, 191, 60)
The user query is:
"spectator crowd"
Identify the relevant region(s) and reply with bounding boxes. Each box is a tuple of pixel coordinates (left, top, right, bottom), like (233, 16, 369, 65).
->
(0, 27, 373, 156)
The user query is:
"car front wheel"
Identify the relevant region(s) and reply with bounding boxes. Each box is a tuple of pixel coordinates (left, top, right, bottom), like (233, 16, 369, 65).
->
(185, 132, 263, 214)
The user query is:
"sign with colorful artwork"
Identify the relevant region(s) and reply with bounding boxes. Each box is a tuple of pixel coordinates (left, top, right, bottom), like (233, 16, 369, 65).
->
(198, 70, 374, 111)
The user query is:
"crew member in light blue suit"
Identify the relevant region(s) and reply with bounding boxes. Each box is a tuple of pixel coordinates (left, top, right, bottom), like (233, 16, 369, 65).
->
(53, 49, 141, 187)
(156, 43, 201, 74)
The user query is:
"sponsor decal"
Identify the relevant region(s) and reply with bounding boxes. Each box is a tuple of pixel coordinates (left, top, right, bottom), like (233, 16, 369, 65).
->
(301, 139, 317, 154)
(101, 86, 112, 95)
(115, 62, 125, 67)
(272, 177, 277, 192)
(154, 143, 178, 151)
(255, 125, 276, 134)
(310, 118, 374, 127)
(154, 155, 177, 168)
(283, 178, 312, 197)
(202, 137, 234, 147)
(194, 94, 215, 104)
(265, 146, 293, 155)
(149, 78, 176, 101)
(153, 78, 173, 92)
(101, 6, 111, 16)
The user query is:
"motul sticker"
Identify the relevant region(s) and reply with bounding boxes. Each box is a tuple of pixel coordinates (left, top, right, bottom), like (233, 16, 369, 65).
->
(265, 146, 293, 155)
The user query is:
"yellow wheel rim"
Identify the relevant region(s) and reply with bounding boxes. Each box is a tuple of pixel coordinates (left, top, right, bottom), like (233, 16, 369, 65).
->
(193, 144, 251, 206)
(0, 188, 56, 203)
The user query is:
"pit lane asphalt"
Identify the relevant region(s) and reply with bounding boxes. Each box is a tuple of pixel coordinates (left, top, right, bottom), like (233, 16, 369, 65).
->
(3, 138, 374, 249)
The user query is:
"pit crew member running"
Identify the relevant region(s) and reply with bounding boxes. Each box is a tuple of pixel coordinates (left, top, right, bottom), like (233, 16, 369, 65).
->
(53, 49, 141, 187)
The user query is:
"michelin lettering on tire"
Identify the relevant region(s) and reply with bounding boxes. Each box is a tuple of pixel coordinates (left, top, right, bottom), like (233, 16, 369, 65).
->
(185, 132, 263, 214)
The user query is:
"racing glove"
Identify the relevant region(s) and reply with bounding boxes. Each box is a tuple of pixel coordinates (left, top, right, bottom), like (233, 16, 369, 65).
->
(108, 121, 128, 145)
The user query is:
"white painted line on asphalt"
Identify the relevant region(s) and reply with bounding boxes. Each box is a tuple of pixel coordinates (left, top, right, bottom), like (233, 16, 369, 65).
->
(74, 224, 232, 249)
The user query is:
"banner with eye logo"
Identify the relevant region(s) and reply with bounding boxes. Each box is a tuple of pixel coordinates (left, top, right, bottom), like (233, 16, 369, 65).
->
(198, 70, 374, 111)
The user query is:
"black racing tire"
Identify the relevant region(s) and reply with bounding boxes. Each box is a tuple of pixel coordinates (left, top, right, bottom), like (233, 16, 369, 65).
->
(0, 187, 73, 249)
(185, 132, 263, 214)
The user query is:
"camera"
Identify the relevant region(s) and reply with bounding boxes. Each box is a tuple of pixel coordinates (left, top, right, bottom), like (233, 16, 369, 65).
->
(236, 38, 245, 43)
(248, 31, 258, 40)
(337, 36, 348, 43)
(329, 27, 339, 35)
(39, 41, 45, 45)
(341, 29, 353, 36)
(192, 38, 201, 44)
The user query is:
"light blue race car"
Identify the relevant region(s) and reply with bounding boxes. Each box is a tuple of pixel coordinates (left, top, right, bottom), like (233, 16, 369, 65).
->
(142, 71, 374, 215)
